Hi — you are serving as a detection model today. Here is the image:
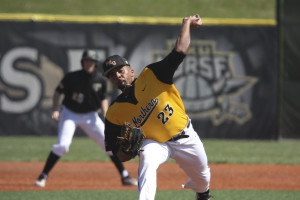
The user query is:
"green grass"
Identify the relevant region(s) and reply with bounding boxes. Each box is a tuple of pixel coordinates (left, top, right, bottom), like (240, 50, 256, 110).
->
(0, 190, 299, 200)
(0, 0, 276, 19)
(0, 136, 300, 164)
(203, 139, 300, 164)
(0, 136, 111, 162)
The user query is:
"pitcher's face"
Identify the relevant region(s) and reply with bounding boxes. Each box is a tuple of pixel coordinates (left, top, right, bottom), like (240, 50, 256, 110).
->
(108, 66, 135, 90)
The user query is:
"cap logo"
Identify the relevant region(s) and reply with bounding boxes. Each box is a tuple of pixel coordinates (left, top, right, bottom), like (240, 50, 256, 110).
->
(88, 51, 94, 56)
(106, 60, 116, 66)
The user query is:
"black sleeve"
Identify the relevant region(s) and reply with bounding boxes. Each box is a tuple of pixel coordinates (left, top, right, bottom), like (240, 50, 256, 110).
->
(104, 118, 122, 155)
(147, 49, 185, 84)
(55, 76, 67, 94)
(100, 77, 107, 99)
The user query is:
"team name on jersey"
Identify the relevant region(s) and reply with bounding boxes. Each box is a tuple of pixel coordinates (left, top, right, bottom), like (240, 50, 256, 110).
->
(132, 98, 159, 127)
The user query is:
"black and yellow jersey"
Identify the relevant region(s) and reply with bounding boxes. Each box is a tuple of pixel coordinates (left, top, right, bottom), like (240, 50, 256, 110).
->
(105, 49, 188, 154)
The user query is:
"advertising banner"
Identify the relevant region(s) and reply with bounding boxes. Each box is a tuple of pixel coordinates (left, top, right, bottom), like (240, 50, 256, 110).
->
(0, 20, 278, 139)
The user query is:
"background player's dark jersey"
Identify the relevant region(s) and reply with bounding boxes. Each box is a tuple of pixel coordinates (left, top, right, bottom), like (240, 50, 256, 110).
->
(56, 69, 107, 113)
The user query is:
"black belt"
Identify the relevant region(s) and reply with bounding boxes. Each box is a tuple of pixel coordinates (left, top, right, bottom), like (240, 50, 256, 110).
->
(168, 120, 190, 142)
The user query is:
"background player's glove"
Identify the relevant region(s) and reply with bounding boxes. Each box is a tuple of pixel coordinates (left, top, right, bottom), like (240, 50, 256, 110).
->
(117, 122, 145, 158)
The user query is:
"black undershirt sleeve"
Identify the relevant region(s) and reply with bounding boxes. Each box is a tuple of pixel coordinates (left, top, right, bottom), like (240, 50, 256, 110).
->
(104, 119, 122, 155)
(147, 49, 185, 84)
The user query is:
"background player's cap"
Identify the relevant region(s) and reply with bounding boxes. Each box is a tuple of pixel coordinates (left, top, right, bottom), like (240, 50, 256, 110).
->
(102, 55, 130, 77)
(81, 49, 99, 67)
(81, 49, 98, 61)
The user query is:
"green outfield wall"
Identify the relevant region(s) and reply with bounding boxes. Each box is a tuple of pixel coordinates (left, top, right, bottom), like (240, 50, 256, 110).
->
(278, 0, 300, 138)
(0, 14, 284, 139)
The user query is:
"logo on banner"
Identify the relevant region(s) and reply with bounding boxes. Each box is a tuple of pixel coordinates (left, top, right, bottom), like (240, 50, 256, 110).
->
(0, 47, 107, 114)
(152, 40, 258, 125)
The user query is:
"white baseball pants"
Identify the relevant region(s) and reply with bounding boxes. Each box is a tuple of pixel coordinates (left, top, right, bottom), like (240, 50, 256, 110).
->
(51, 106, 112, 156)
(138, 120, 210, 200)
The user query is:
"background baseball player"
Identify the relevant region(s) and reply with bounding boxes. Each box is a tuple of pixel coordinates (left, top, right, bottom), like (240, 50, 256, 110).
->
(102, 14, 211, 200)
(35, 49, 137, 187)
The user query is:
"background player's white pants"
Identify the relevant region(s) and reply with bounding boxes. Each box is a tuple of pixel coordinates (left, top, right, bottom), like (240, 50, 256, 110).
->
(138, 120, 210, 200)
(52, 106, 112, 156)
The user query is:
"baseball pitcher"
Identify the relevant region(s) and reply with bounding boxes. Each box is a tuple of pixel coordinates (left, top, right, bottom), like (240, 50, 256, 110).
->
(102, 14, 211, 200)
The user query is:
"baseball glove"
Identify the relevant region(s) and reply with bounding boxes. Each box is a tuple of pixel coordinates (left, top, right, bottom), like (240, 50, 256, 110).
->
(117, 122, 145, 158)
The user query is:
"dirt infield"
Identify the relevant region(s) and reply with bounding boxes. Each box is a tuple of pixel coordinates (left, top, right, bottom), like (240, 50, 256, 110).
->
(1, 162, 300, 191)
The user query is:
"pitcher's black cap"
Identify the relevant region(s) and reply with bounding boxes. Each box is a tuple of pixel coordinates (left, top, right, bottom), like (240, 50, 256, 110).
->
(102, 55, 130, 77)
